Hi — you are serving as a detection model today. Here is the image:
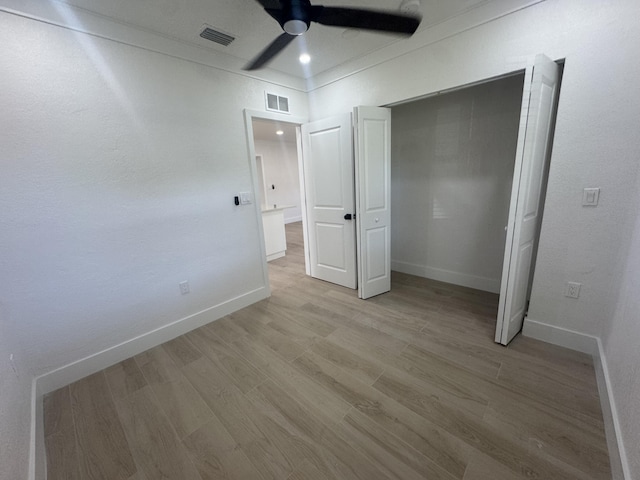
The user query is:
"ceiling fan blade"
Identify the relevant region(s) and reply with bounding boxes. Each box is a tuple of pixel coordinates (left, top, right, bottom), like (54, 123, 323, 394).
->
(244, 32, 297, 71)
(311, 6, 421, 35)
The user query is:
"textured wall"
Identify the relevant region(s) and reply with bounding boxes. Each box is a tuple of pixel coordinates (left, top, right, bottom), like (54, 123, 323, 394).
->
(603, 167, 640, 479)
(307, 1, 640, 473)
(0, 10, 307, 479)
(308, 0, 640, 338)
(0, 312, 31, 480)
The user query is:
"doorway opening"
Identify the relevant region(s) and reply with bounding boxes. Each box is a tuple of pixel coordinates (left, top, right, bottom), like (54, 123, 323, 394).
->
(245, 112, 309, 291)
(389, 59, 562, 345)
(390, 73, 525, 295)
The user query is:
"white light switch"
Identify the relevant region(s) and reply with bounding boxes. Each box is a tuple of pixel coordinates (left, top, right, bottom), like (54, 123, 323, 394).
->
(239, 192, 252, 205)
(582, 188, 600, 206)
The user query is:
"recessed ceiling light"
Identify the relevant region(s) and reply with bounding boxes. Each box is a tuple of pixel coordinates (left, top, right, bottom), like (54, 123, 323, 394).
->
(299, 53, 311, 64)
(276, 130, 284, 135)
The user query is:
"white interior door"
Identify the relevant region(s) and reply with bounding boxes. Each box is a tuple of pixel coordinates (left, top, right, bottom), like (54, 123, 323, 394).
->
(496, 54, 560, 345)
(301, 114, 357, 289)
(354, 106, 392, 299)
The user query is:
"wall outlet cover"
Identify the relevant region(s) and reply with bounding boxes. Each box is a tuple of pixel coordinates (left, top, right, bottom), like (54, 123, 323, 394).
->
(582, 187, 600, 206)
(564, 281, 581, 298)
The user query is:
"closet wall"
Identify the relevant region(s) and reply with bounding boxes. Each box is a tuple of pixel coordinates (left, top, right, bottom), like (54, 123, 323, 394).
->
(390, 74, 524, 293)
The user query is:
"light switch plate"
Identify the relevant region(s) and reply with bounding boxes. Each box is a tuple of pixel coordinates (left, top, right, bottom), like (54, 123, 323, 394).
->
(582, 187, 600, 206)
(239, 192, 252, 205)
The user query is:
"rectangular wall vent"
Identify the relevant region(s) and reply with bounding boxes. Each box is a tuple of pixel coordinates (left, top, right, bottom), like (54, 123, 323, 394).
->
(200, 26, 235, 46)
(265, 93, 290, 114)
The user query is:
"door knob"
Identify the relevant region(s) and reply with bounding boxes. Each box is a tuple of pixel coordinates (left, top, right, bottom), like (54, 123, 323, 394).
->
(344, 213, 354, 220)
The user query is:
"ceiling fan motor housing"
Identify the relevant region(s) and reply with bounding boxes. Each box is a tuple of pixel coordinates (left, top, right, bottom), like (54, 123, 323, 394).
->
(276, 0, 315, 35)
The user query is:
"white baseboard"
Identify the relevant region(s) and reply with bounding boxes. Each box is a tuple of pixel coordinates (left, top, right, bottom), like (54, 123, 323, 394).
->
(284, 215, 302, 224)
(593, 338, 631, 480)
(523, 318, 630, 479)
(267, 251, 286, 262)
(522, 318, 598, 354)
(391, 260, 501, 293)
(30, 286, 269, 479)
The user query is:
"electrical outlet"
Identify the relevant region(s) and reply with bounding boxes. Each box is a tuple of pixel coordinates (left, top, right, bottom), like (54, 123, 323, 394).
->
(564, 282, 581, 299)
(582, 187, 600, 206)
(179, 281, 190, 295)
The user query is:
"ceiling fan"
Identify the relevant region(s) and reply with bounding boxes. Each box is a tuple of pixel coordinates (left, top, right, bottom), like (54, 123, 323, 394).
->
(245, 0, 422, 70)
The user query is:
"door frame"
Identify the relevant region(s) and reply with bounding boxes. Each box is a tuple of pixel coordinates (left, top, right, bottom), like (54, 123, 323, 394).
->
(243, 109, 309, 293)
(385, 59, 562, 344)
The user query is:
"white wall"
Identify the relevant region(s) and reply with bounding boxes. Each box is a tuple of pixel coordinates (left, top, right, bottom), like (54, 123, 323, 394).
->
(601, 166, 640, 479)
(390, 75, 522, 293)
(307, 1, 640, 475)
(3, 1, 640, 478)
(254, 138, 303, 223)
(0, 310, 31, 480)
(0, 10, 307, 478)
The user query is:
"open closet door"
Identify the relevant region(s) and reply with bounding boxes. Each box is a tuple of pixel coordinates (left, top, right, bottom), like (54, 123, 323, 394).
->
(301, 114, 357, 289)
(354, 106, 392, 299)
(496, 54, 560, 345)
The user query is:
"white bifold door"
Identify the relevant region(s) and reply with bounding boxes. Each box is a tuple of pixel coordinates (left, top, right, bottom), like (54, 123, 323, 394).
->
(301, 107, 391, 299)
(495, 54, 560, 345)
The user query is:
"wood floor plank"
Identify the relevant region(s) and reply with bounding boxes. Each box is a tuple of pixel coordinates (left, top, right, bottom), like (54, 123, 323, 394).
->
(497, 359, 604, 424)
(114, 386, 202, 480)
(69, 372, 137, 480)
(287, 460, 332, 480)
(336, 408, 458, 480)
(105, 358, 147, 400)
(266, 300, 337, 337)
(292, 349, 471, 478)
(44, 387, 81, 480)
(507, 334, 596, 383)
(267, 315, 320, 349)
(408, 328, 502, 378)
(314, 423, 395, 480)
(126, 471, 148, 480)
(374, 370, 591, 480)
(247, 379, 329, 442)
(206, 315, 247, 344)
(462, 450, 531, 480)
(45, 222, 611, 480)
(44, 386, 73, 438)
(309, 337, 384, 385)
(403, 341, 610, 477)
(231, 311, 307, 362)
(183, 417, 265, 480)
(136, 346, 214, 439)
(227, 334, 352, 425)
(182, 356, 294, 480)
(162, 334, 204, 367)
(484, 402, 611, 479)
(300, 301, 408, 354)
(186, 325, 264, 394)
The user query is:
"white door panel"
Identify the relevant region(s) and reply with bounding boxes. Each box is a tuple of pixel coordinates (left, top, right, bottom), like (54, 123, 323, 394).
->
(496, 55, 560, 345)
(355, 106, 392, 299)
(302, 114, 357, 289)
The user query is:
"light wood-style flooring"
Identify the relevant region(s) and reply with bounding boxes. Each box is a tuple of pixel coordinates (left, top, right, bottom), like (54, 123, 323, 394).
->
(44, 222, 611, 480)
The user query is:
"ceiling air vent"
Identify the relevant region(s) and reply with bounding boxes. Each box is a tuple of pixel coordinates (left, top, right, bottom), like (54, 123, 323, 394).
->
(265, 93, 290, 114)
(199, 25, 235, 46)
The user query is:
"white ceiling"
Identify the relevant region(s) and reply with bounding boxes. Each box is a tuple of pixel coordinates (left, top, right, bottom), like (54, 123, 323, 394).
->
(55, 0, 491, 79)
(252, 118, 298, 143)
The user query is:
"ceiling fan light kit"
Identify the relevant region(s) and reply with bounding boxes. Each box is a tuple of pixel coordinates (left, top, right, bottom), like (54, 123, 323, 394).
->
(244, 0, 422, 71)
